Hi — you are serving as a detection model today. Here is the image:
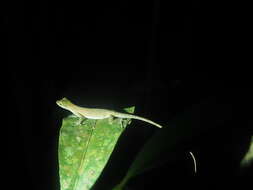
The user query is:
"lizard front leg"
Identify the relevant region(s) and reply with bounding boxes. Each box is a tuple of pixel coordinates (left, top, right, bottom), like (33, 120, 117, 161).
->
(70, 111, 86, 126)
(77, 116, 87, 125)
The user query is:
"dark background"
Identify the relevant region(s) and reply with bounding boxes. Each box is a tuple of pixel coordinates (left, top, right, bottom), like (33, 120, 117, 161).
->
(2, 0, 252, 189)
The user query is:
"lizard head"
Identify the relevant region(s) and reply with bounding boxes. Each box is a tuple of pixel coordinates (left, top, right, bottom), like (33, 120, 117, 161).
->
(56, 97, 72, 109)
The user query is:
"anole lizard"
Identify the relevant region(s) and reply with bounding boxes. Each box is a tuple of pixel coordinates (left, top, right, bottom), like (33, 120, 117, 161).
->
(56, 97, 163, 128)
(56, 97, 197, 173)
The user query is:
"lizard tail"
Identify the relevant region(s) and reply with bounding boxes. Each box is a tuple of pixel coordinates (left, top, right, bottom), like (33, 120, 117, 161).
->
(133, 115, 163, 128)
(113, 112, 163, 128)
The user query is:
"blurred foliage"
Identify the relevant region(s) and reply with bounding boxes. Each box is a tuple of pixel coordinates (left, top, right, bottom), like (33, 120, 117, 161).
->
(241, 136, 253, 168)
(114, 97, 233, 189)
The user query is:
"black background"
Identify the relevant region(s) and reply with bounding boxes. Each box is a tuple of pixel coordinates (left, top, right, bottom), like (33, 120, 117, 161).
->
(2, 0, 252, 189)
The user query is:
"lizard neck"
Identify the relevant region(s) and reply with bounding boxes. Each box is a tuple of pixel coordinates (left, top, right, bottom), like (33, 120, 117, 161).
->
(67, 103, 91, 113)
(65, 102, 81, 112)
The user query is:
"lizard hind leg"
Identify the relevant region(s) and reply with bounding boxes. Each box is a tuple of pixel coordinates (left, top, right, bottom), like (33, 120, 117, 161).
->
(116, 118, 126, 129)
(108, 116, 115, 125)
(108, 116, 123, 127)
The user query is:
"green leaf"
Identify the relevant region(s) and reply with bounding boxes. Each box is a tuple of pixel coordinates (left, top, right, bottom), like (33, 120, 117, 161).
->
(58, 107, 135, 190)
